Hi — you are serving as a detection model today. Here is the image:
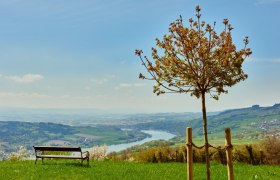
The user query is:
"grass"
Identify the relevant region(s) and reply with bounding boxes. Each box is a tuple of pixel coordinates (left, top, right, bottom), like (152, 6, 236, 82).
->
(0, 160, 279, 180)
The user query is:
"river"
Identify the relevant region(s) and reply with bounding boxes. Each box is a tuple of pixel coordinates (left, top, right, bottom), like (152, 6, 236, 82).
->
(107, 130, 176, 153)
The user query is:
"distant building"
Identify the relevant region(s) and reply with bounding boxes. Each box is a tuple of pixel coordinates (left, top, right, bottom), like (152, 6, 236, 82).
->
(252, 105, 260, 109)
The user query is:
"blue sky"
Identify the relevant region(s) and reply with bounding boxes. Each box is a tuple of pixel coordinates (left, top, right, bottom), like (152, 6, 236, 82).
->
(0, 0, 279, 113)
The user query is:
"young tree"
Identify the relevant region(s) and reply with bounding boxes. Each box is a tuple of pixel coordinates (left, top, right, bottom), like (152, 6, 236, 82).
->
(135, 6, 251, 180)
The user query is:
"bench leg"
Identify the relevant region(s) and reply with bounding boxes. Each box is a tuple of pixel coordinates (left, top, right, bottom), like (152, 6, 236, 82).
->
(35, 158, 37, 165)
(42, 158, 44, 164)
(80, 159, 89, 166)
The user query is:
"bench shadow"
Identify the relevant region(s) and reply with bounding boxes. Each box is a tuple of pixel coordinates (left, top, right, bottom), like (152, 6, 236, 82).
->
(35, 160, 91, 168)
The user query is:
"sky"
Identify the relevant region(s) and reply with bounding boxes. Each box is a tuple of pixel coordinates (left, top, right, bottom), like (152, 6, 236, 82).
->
(0, 0, 280, 113)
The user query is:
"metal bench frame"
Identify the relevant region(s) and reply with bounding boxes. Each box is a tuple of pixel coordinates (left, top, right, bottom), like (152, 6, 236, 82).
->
(33, 146, 89, 166)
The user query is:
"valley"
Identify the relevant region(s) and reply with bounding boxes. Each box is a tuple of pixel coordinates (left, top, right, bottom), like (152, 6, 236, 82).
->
(0, 104, 279, 154)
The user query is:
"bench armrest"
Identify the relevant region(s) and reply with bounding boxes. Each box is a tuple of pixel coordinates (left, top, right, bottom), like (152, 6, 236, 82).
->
(82, 151, 90, 158)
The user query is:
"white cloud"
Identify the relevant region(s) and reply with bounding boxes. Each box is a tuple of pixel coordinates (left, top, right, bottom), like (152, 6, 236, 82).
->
(119, 83, 132, 87)
(120, 83, 145, 87)
(7, 74, 44, 83)
(90, 78, 108, 84)
(115, 83, 146, 90)
(0, 91, 102, 109)
(90, 75, 116, 85)
(0, 91, 50, 98)
(0, 91, 95, 101)
(84, 86, 91, 91)
(60, 94, 91, 100)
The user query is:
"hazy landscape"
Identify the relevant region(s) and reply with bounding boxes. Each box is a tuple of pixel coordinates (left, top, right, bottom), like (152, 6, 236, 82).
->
(1, 103, 279, 154)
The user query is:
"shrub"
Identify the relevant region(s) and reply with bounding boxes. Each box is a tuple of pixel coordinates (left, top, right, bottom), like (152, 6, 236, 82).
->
(8, 146, 30, 161)
(106, 138, 279, 165)
(261, 135, 280, 165)
(133, 146, 187, 163)
(212, 148, 227, 165)
(232, 144, 262, 165)
(134, 147, 158, 162)
(88, 145, 107, 161)
(0, 151, 9, 160)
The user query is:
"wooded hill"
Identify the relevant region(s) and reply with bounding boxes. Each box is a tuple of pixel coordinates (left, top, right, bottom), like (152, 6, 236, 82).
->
(131, 104, 280, 140)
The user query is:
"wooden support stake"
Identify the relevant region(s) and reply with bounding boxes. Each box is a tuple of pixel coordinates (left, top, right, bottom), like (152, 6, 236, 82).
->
(225, 128, 234, 180)
(186, 127, 193, 180)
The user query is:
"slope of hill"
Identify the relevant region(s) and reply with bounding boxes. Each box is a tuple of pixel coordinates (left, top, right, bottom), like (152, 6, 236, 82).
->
(198, 104, 280, 139)
(0, 121, 148, 153)
(131, 104, 280, 140)
(1, 104, 279, 153)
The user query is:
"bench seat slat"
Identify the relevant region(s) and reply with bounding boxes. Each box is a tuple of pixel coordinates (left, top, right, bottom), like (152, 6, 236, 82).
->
(37, 155, 88, 159)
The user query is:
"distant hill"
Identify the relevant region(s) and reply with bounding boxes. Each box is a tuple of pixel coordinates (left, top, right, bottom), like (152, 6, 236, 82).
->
(1, 104, 279, 153)
(131, 104, 280, 139)
(0, 121, 148, 153)
(193, 104, 280, 139)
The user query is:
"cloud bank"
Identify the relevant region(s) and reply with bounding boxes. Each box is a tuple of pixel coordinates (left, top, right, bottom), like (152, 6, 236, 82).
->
(7, 74, 44, 83)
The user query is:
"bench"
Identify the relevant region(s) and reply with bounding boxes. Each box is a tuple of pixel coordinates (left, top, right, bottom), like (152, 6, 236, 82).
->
(33, 146, 89, 165)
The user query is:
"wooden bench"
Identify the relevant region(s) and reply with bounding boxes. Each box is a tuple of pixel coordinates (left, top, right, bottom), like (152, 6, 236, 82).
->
(33, 146, 89, 165)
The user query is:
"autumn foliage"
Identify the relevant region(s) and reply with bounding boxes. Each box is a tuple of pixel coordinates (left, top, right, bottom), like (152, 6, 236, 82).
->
(135, 6, 251, 99)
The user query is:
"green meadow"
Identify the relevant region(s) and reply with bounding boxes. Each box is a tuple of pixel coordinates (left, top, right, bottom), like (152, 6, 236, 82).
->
(0, 160, 279, 180)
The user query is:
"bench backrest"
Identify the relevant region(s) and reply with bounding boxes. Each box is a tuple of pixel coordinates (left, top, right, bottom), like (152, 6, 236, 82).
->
(33, 146, 81, 152)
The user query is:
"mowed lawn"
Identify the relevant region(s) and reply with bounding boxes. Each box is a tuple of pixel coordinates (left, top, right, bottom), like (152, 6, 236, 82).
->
(0, 160, 279, 180)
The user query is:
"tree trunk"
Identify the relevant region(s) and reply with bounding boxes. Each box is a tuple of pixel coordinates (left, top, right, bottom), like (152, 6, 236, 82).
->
(202, 92, 211, 180)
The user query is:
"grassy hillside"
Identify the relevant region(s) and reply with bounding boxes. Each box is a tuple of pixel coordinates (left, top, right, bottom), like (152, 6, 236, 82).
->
(0, 121, 148, 153)
(0, 160, 279, 179)
(132, 104, 280, 141)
